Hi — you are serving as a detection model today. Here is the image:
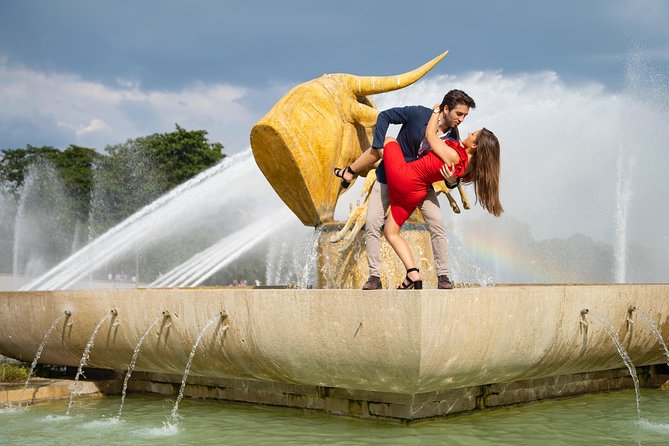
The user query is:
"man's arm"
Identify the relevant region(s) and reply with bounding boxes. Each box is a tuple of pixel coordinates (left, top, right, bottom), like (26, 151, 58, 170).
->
(426, 107, 460, 164)
(371, 106, 423, 148)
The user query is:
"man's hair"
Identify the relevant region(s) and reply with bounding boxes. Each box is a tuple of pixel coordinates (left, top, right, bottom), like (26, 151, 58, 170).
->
(439, 89, 476, 112)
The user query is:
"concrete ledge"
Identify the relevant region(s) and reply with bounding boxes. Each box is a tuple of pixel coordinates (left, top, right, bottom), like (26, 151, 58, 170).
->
(0, 378, 120, 406)
(127, 365, 669, 421)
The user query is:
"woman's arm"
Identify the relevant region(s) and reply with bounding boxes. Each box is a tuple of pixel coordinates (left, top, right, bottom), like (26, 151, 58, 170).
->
(426, 107, 460, 165)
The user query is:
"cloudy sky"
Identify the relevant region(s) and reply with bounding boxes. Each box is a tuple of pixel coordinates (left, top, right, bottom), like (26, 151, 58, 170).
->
(1, 0, 668, 271)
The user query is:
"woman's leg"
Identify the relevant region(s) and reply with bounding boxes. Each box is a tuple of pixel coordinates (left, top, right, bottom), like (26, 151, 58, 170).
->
(383, 211, 421, 284)
(339, 147, 382, 181)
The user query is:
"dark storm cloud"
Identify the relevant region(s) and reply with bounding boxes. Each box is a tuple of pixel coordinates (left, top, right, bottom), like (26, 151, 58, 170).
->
(2, 0, 665, 91)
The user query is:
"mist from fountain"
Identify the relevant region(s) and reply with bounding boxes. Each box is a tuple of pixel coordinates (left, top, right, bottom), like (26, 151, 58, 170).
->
(614, 149, 635, 283)
(20, 150, 282, 291)
(150, 208, 293, 288)
(12, 159, 75, 282)
(265, 223, 320, 288)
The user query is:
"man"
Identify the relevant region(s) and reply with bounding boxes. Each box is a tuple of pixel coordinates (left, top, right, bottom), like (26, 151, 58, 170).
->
(334, 89, 476, 290)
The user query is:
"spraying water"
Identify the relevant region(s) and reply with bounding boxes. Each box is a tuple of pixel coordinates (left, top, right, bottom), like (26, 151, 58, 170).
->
(614, 149, 636, 283)
(150, 209, 293, 288)
(588, 309, 643, 420)
(21, 150, 280, 291)
(66, 313, 110, 415)
(116, 313, 166, 418)
(12, 160, 74, 280)
(168, 313, 226, 426)
(17, 312, 69, 406)
(634, 308, 669, 366)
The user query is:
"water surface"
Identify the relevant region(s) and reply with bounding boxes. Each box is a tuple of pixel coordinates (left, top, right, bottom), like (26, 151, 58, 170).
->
(1, 389, 669, 445)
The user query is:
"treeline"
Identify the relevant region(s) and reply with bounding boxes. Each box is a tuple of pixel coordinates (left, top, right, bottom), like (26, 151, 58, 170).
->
(1, 125, 224, 229)
(0, 125, 227, 278)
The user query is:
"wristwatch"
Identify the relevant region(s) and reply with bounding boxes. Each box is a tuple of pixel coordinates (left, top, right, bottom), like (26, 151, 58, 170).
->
(445, 177, 461, 189)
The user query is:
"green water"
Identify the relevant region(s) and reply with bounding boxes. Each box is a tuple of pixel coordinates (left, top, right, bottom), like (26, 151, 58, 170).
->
(2, 389, 669, 445)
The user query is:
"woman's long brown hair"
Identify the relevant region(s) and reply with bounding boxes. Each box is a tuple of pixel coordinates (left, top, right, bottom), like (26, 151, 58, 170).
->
(465, 128, 503, 217)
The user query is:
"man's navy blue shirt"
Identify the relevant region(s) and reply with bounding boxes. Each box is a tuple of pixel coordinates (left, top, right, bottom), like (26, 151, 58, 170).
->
(372, 105, 459, 184)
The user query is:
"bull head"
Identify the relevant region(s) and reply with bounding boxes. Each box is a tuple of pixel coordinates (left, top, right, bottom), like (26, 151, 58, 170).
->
(250, 51, 448, 226)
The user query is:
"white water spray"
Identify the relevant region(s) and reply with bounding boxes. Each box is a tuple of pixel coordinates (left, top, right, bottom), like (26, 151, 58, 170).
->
(66, 314, 110, 415)
(150, 209, 292, 288)
(168, 313, 226, 425)
(614, 149, 636, 283)
(21, 150, 271, 291)
(116, 313, 166, 418)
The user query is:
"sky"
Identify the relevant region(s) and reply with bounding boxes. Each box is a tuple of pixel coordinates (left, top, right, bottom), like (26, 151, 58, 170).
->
(1, 0, 669, 278)
(1, 0, 668, 152)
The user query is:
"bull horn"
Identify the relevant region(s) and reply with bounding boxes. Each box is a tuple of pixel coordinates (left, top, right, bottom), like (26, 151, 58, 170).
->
(346, 50, 448, 96)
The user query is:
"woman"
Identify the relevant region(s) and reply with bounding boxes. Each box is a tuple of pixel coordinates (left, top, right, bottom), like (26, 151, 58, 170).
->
(383, 106, 503, 289)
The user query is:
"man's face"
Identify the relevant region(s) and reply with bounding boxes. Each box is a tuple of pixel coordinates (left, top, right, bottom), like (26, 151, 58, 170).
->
(442, 104, 470, 129)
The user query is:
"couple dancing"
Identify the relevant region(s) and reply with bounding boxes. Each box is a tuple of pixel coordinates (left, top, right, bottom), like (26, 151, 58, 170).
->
(334, 89, 503, 290)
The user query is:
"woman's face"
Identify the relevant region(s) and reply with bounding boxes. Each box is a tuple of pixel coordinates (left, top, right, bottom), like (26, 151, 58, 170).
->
(463, 130, 481, 150)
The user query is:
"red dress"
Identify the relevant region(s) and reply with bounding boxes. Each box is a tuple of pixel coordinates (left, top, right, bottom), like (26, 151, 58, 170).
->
(384, 139, 468, 226)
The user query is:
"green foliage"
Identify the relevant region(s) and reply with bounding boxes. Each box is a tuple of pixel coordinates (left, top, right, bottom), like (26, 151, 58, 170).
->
(140, 124, 225, 190)
(90, 124, 225, 236)
(53, 145, 101, 223)
(0, 125, 226, 275)
(0, 145, 60, 196)
(0, 363, 29, 382)
(0, 144, 100, 223)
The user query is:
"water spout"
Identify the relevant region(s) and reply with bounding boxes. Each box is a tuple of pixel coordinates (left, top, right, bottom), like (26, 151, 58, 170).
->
(589, 309, 643, 420)
(18, 312, 68, 406)
(635, 309, 669, 366)
(116, 313, 169, 419)
(167, 312, 227, 426)
(66, 314, 110, 415)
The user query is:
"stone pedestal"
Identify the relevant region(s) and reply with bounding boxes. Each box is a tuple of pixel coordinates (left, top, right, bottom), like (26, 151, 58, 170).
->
(316, 222, 438, 289)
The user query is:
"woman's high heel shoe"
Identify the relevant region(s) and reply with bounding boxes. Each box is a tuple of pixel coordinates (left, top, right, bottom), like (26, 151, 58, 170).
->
(333, 166, 356, 189)
(398, 267, 422, 290)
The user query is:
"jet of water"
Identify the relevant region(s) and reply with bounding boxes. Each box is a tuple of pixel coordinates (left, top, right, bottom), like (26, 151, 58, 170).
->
(66, 313, 110, 415)
(634, 308, 669, 366)
(167, 313, 226, 426)
(588, 309, 643, 420)
(150, 209, 292, 288)
(21, 150, 270, 291)
(614, 149, 636, 283)
(116, 313, 166, 419)
(18, 312, 69, 406)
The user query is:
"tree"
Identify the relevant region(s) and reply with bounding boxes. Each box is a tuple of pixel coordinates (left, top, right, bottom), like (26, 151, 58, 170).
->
(89, 125, 225, 236)
(0, 145, 100, 222)
(0, 145, 60, 197)
(137, 124, 225, 190)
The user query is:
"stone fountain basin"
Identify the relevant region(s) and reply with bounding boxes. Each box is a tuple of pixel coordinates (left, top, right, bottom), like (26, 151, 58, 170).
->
(0, 285, 667, 396)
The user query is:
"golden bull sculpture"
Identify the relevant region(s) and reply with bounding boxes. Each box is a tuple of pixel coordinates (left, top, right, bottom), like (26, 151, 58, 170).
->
(250, 50, 469, 227)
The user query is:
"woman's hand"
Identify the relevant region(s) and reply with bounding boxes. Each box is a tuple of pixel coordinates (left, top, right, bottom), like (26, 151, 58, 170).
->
(440, 162, 455, 181)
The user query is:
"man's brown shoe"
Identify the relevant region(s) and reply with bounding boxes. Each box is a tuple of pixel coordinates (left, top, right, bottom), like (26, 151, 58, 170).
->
(362, 275, 382, 290)
(438, 275, 454, 289)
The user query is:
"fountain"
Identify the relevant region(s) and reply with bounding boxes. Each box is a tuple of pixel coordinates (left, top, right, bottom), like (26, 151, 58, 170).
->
(0, 51, 669, 424)
(66, 311, 114, 415)
(17, 311, 69, 406)
(116, 312, 168, 418)
(168, 312, 227, 425)
(586, 309, 643, 420)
